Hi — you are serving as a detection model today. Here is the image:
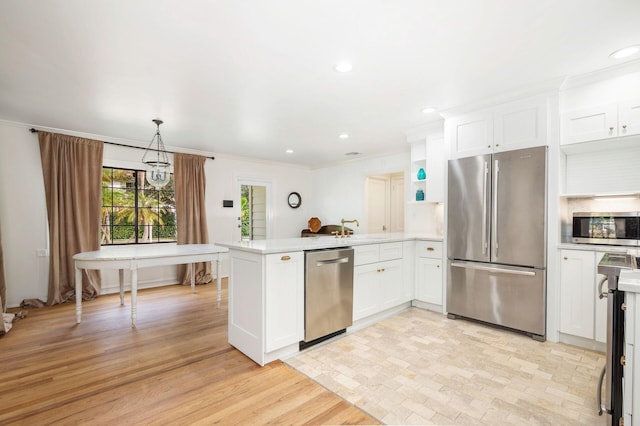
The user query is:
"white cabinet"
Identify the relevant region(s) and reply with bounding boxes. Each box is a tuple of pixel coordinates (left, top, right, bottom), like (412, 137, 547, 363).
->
(424, 136, 445, 203)
(447, 95, 547, 159)
(561, 98, 640, 145)
(265, 252, 304, 352)
(559, 249, 608, 343)
(447, 110, 493, 158)
(228, 249, 303, 366)
(414, 241, 443, 306)
(353, 242, 406, 322)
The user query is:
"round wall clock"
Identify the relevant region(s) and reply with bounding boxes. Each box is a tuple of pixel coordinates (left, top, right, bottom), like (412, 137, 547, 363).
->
(287, 192, 301, 208)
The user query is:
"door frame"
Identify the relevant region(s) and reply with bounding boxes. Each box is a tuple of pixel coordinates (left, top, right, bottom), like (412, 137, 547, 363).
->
(236, 177, 272, 241)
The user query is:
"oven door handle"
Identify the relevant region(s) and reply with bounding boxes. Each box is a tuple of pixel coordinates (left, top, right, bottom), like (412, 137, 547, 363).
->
(598, 276, 608, 299)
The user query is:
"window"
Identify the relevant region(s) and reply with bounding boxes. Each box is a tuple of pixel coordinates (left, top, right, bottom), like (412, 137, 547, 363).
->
(101, 167, 176, 245)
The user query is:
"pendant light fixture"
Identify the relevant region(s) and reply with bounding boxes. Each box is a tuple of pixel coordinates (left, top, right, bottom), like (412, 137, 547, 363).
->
(142, 119, 171, 188)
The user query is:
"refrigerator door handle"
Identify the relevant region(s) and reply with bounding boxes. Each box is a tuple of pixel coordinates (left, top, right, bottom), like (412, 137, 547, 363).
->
(482, 161, 488, 255)
(451, 261, 536, 277)
(492, 159, 500, 257)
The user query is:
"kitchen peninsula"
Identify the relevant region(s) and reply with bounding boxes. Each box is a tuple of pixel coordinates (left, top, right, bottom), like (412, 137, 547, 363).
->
(216, 233, 443, 366)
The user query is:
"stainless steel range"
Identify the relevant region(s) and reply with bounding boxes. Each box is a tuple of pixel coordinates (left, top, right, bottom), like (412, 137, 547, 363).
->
(597, 252, 638, 425)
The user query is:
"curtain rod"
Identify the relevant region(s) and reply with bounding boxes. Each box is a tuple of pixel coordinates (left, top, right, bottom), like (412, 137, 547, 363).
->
(29, 128, 215, 160)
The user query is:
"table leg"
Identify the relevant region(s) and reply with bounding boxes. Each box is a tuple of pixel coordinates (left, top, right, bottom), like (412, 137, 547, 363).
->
(216, 255, 222, 307)
(119, 269, 125, 306)
(75, 265, 82, 323)
(191, 263, 195, 293)
(131, 268, 138, 328)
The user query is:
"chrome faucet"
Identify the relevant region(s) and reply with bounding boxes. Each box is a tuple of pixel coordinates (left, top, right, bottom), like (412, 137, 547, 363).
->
(335, 218, 359, 238)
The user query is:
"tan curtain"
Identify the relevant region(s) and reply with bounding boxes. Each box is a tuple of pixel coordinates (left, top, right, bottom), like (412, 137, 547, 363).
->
(39, 132, 103, 305)
(174, 153, 212, 285)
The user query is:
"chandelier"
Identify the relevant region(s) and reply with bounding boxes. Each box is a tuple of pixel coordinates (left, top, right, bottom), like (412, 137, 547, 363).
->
(142, 119, 171, 188)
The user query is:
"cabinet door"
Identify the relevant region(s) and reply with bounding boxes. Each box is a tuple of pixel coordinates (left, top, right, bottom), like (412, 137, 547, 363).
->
(379, 259, 403, 311)
(595, 252, 608, 343)
(561, 103, 618, 145)
(425, 136, 445, 202)
(353, 263, 380, 321)
(559, 250, 595, 339)
(494, 96, 547, 152)
(618, 98, 640, 138)
(415, 256, 442, 305)
(447, 110, 493, 159)
(265, 252, 303, 352)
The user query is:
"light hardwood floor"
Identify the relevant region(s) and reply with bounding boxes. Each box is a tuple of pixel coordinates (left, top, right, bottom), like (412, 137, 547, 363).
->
(0, 280, 377, 425)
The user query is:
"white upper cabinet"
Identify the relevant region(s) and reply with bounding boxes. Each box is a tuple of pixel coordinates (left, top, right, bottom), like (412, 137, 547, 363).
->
(619, 98, 640, 137)
(447, 95, 547, 159)
(447, 110, 493, 158)
(493, 96, 547, 153)
(424, 136, 445, 203)
(561, 98, 640, 145)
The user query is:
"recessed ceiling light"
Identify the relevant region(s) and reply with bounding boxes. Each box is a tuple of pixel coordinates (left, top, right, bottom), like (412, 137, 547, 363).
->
(421, 107, 436, 114)
(339, 133, 349, 139)
(609, 45, 640, 59)
(335, 62, 353, 73)
(285, 149, 294, 154)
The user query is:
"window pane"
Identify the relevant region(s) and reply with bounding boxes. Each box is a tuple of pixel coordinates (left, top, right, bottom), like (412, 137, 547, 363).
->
(101, 167, 176, 246)
(112, 225, 136, 244)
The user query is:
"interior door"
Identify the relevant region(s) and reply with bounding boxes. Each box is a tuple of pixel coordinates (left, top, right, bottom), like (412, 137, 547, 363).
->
(491, 146, 547, 268)
(366, 176, 389, 233)
(447, 154, 491, 262)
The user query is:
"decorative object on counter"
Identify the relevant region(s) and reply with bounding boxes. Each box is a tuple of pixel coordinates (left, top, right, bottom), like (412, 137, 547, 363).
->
(287, 192, 301, 208)
(223, 200, 233, 208)
(417, 167, 426, 180)
(142, 119, 172, 188)
(308, 217, 321, 233)
(416, 189, 424, 201)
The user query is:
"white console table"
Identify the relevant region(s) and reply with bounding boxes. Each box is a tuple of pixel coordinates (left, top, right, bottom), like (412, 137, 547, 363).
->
(73, 244, 227, 327)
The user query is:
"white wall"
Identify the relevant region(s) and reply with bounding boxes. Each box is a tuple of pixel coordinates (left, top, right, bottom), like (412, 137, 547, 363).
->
(308, 152, 412, 233)
(0, 120, 312, 307)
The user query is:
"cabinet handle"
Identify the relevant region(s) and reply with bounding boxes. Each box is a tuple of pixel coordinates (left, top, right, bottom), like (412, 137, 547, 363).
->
(377, 268, 385, 273)
(487, 145, 491, 148)
(609, 126, 615, 131)
(281, 255, 291, 261)
(426, 247, 434, 251)
(621, 355, 626, 367)
(437, 265, 440, 268)
(622, 124, 627, 130)
(495, 144, 500, 147)
(563, 257, 568, 260)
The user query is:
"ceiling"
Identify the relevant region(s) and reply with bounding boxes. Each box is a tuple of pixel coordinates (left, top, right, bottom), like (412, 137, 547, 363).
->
(1, 1, 640, 167)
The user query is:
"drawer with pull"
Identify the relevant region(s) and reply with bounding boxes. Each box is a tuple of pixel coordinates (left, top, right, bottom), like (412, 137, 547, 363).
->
(416, 241, 443, 259)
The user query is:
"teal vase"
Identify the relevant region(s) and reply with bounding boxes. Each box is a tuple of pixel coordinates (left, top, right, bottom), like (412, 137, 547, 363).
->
(416, 189, 424, 201)
(417, 168, 426, 180)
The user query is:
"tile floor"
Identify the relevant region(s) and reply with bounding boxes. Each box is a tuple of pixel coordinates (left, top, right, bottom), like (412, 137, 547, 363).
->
(286, 308, 607, 425)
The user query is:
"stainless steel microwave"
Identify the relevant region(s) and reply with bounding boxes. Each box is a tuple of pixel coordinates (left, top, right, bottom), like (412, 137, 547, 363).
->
(572, 212, 639, 246)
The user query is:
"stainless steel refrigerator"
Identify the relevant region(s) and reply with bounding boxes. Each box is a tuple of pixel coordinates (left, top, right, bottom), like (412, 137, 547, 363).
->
(447, 146, 547, 340)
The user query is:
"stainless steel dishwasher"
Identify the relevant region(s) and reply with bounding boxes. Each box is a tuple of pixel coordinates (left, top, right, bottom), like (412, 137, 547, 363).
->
(302, 247, 354, 347)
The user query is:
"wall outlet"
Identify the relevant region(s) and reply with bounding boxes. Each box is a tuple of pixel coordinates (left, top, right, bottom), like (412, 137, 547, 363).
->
(36, 249, 49, 257)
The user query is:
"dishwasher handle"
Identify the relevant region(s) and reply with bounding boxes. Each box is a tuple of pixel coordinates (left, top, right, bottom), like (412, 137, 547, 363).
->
(316, 257, 350, 266)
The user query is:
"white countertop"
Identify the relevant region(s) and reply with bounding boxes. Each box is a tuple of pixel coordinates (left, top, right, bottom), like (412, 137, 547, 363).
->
(620, 269, 640, 293)
(215, 233, 443, 254)
(557, 243, 637, 253)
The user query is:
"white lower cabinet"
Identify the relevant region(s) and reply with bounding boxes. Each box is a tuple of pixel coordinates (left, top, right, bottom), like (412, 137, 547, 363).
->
(265, 252, 304, 352)
(559, 249, 609, 343)
(559, 249, 596, 339)
(353, 243, 405, 322)
(228, 249, 303, 366)
(414, 241, 443, 306)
